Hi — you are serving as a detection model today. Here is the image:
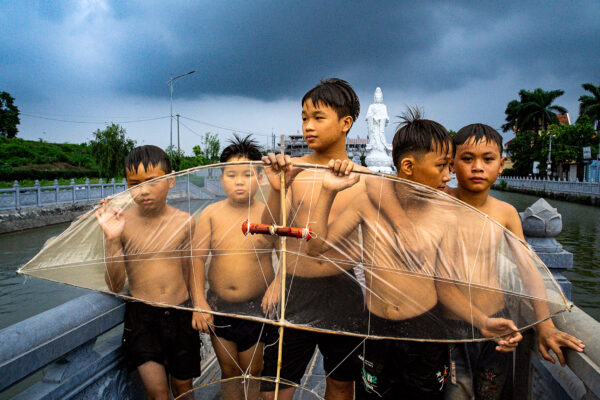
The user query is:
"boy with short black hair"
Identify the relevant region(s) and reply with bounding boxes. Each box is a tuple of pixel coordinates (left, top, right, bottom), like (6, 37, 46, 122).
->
(306, 109, 522, 399)
(444, 123, 585, 400)
(96, 145, 201, 400)
(260, 78, 364, 400)
(192, 135, 276, 400)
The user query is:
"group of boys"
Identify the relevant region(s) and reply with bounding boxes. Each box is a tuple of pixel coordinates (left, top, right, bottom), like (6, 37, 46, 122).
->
(96, 78, 584, 400)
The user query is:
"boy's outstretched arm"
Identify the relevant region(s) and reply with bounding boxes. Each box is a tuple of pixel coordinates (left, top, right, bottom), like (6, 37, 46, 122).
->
(95, 200, 126, 293)
(504, 207, 585, 365)
(190, 208, 214, 333)
(434, 227, 522, 351)
(305, 159, 361, 257)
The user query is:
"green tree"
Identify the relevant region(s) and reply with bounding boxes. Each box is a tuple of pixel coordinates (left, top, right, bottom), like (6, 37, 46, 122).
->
(192, 132, 220, 165)
(578, 82, 600, 131)
(502, 88, 567, 133)
(0, 91, 20, 138)
(165, 145, 185, 171)
(507, 130, 546, 176)
(90, 123, 136, 178)
(546, 116, 598, 166)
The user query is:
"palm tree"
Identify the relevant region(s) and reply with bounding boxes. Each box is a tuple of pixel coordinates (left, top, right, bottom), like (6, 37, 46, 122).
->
(502, 88, 567, 133)
(518, 88, 567, 132)
(501, 100, 521, 132)
(579, 82, 600, 131)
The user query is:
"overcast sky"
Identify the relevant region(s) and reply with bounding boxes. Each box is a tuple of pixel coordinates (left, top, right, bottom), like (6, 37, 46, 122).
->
(2, 1, 598, 153)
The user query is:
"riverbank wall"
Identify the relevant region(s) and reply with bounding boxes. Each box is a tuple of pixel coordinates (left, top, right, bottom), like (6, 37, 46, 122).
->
(493, 176, 600, 207)
(0, 201, 96, 235)
(493, 185, 600, 206)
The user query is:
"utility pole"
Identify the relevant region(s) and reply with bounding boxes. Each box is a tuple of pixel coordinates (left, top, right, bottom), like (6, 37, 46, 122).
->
(547, 134, 553, 178)
(176, 114, 180, 153)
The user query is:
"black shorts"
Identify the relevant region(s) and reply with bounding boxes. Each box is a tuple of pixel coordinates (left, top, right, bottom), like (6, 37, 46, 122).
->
(367, 303, 445, 340)
(261, 272, 365, 392)
(122, 301, 201, 380)
(207, 289, 273, 352)
(356, 313, 449, 400)
(284, 271, 366, 333)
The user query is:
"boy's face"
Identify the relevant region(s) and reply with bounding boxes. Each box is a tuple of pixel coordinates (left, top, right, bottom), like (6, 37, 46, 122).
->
(401, 149, 451, 190)
(126, 162, 173, 210)
(221, 156, 262, 204)
(301, 99, 352, 151)
(452, 138, 504, 193)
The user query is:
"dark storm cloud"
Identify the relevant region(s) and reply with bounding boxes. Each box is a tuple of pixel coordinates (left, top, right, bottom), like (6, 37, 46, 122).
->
(2, 1, 599, 103)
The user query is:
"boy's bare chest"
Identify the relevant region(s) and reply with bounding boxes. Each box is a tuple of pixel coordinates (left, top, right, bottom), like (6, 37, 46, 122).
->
(210, 204, 264, 245)
(122, 218, 187, 253)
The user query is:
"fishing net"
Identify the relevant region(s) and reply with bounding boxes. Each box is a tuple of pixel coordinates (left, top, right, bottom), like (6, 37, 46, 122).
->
(18, 161, 570, 399)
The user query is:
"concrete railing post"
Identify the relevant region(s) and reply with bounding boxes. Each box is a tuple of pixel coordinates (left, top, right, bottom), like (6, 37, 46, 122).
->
(70, 179, 75, 203)
(54, 179, 59, 204)
(99, 178, 104, 198)
(520, 198, 573, 299)
(34, 180, 41, 207)
(85, 178, 90, 201)
(13, 180, 20, 209)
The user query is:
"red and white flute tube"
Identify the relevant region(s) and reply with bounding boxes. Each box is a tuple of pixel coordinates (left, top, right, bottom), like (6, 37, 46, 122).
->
(241, 220, 314, 241)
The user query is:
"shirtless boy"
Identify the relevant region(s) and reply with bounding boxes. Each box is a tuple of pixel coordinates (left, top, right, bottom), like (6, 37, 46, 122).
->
(443, 123, 585, 400)
(96, 145, 200, 400)
(191, 135, 275, 400)
(306, 111, 522, 400)
(260, 78, 364, 400)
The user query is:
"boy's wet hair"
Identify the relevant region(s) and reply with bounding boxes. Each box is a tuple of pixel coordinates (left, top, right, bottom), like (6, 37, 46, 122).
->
(301, 78, 360, 127)
(453, 123, 503, 157)
(124, 145, 172, 176)
(392, 107, 452, 168)
(220, 134, 262, 162)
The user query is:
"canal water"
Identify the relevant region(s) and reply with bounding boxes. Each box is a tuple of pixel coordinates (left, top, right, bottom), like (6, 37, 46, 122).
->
(490, 190, 600, 321)
(0, 191, 598, 331)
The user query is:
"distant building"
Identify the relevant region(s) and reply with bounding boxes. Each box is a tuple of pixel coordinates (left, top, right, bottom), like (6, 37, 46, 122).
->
(278, 134, 368, 158)
(556, 113, 571, 126)
(278, 133, 310, 157)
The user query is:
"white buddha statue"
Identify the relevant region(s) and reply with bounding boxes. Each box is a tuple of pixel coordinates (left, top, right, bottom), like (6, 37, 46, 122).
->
(365, 87, 394, 173)
(366, 87, 390, 154)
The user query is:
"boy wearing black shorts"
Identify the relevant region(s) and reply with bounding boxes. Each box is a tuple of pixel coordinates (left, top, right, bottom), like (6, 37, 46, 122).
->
(192, 135, 277, 400)
(307, 111, 524, 399)
(96, 145, 201, 399)
(260, 78, 365, 400)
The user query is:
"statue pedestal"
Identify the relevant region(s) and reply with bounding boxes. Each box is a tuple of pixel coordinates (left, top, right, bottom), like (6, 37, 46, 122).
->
(365, 150, 394, 174)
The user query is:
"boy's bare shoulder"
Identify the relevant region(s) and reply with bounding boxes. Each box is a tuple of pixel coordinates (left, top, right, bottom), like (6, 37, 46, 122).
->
(485, 196, 520, 228)
(166, 205, 193, 221)
(193, 201, 219, 224)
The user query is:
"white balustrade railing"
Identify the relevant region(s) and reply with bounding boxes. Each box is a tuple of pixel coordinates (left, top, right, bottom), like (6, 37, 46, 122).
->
(0, 178, 128, 210)
(499, 176, 600, 196)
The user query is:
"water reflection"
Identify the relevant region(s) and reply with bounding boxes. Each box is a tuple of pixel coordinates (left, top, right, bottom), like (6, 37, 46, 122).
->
(0, 223, 88, 330)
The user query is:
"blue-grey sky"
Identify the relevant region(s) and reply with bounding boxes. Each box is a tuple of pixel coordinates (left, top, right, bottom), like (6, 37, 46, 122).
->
(2, 1, 599, 153)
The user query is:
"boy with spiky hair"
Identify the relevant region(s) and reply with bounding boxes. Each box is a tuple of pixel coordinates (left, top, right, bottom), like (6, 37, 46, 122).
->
(305, 109, 523, 399)
(444, 123, 585, 400)
(96, 145, 201, 400)
(260, 78, 364, 400)
(192, 135, 276, 400)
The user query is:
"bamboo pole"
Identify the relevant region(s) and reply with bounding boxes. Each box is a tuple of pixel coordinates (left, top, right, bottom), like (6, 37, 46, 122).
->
(274, 134, 288, 399)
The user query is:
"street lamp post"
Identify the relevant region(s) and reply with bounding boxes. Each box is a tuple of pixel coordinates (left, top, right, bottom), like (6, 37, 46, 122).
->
(167, 70, 195, 165)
